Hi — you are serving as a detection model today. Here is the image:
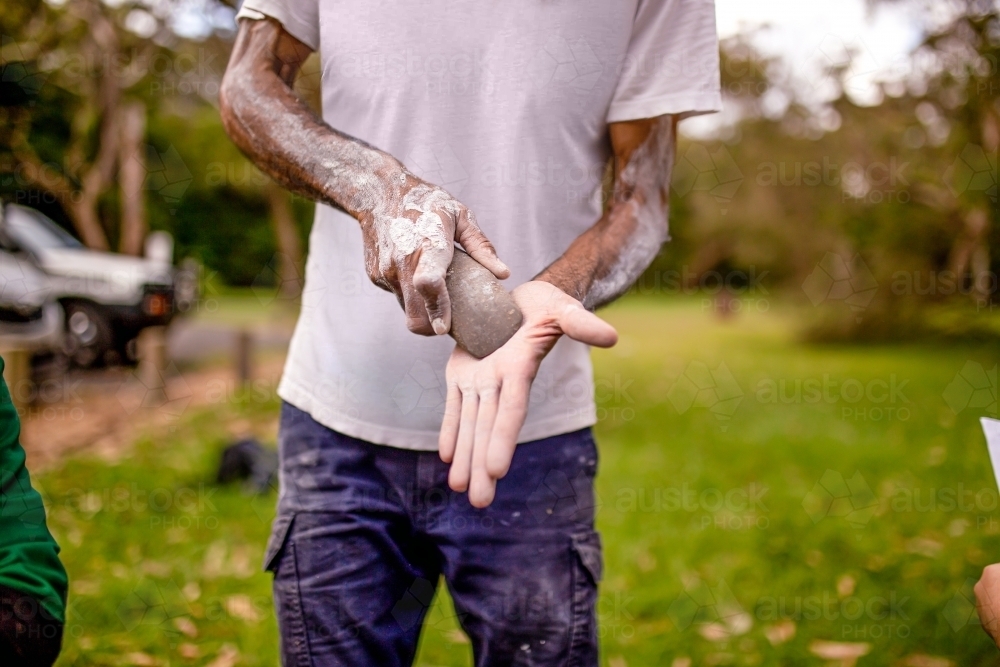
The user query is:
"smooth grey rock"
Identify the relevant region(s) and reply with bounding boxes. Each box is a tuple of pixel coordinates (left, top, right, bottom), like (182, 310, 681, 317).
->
(446, 250, 523, 358)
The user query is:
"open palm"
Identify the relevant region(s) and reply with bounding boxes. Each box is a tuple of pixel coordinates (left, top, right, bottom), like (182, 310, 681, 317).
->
(438, 280, 618, 507)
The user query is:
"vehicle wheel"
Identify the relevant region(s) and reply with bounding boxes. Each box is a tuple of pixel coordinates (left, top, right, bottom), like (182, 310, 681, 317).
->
(63, 302, 113, 368)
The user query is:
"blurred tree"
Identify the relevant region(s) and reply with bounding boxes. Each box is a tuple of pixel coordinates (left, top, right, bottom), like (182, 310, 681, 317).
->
(914, 0, 998, 297)
(1, 0, 309, 288)
(4, 0, 995, 328)
(651, 0, 999, 340)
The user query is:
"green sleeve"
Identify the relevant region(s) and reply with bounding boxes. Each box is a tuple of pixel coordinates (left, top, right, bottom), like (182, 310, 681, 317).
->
(0, 356, 68, 624)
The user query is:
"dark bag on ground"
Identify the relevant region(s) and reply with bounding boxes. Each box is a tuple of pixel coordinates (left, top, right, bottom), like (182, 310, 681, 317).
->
(216, 438, 277, 493)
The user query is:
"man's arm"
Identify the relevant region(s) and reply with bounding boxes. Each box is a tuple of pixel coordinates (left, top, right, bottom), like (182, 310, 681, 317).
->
(219, 18, 508, 335)
(536, 115, 676, 308)
(439, 115, 676, 507)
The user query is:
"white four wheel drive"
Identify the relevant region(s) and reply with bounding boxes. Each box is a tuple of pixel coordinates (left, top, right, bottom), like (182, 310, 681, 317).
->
(0, 203, 196, 367)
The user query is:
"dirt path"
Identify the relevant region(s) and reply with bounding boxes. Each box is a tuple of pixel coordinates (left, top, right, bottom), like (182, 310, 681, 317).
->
(19, 355, 286, 472)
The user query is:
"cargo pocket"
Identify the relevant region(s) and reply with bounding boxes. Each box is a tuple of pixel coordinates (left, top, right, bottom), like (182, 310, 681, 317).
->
(263, 513, 295, 572)
(267, 514, 312, 667)
(568, 531, 602, 666)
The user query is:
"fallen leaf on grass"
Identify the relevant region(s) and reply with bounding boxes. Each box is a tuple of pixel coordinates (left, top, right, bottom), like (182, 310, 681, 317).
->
(182, 582, 201, 601)
(178, 643, 199, 660)
(901, 655, 956, 667)
(764, 619, 796, 646)
(725, 611, 753, 635)
(173, 617, 197, 638)
(224, 595, 261, 622)
(203, 541, 227, 578)
(72, 579, 99, 595)
(205, 644, 239, 667)
(636, 551, 657, 572)
(837, 574, 856, 597)
(123, 652, 158, 666)
(699, 622, 729, 641)
(698, 610, 754, 641)
(141, 560, 172, 577)
(809, 640, 871, 667)
(905, 537, 943, 558)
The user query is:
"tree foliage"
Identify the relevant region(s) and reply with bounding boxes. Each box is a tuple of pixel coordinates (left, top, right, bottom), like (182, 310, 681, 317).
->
(2, 0, 998, 328)
(1, 0, 309, 284)
(655, 0, 1000, 340)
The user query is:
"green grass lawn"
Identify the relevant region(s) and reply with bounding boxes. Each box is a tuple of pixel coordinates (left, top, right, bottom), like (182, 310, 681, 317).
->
(38, 295, 999, 666)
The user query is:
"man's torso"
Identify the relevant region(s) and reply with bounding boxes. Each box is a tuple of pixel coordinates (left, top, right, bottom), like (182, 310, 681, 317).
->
(280, 2, 642, 449)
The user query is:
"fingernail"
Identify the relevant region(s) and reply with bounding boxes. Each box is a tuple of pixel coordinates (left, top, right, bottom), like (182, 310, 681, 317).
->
(432, 318, 448, 335)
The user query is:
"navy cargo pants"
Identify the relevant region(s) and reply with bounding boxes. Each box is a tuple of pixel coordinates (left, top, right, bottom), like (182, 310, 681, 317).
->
(265, 402, 602, 667)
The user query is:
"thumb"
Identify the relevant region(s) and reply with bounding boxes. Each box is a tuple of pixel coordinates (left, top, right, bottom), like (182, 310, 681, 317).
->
(559, 305, 618, 348)
(455, 209, 510, 280)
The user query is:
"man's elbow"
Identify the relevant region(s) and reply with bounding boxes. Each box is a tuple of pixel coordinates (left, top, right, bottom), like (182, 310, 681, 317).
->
(651, 217, 669, 247)
(634, 204, 669, 248)
(218, 67, 245, 141)
(219, 52, 264, 146)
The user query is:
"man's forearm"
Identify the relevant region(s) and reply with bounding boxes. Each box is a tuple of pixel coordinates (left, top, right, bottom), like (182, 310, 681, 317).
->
(219, 17, 510, 334)
(219, 18, 405, 219)
(536, 116, 676, 310)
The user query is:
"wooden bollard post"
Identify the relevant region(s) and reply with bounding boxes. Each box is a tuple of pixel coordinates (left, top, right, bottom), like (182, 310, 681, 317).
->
(235, 329, 253, 385)
(0, 347, 31, 415)
(137, 326, 168, 403)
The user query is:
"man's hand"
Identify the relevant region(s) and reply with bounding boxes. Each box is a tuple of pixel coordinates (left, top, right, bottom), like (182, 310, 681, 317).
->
(359, 176, 508, 336)
(976, 564, 1000, 647)
(434, 116, 678, 507)
(438, 281, 617, 507)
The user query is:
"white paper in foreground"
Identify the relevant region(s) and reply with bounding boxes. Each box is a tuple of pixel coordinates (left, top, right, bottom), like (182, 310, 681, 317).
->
(980, 417, 1000, 492)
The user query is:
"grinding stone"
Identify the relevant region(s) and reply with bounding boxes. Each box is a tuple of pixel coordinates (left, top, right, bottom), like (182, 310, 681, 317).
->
(445, 250, 523, 358)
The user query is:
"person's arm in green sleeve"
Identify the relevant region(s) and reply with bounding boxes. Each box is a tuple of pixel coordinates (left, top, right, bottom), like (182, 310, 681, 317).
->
(0, 355, 68, 665)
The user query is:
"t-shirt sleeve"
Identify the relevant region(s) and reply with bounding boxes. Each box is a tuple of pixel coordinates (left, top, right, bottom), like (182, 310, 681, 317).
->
(236, 0, 320, 51)
(607, 0, 722, 123)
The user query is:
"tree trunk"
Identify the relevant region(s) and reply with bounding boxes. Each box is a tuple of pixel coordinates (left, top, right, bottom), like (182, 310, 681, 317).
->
(64, 2, 122, 251)
(118, 101, 147, 256)
(948, 208, 990, 300)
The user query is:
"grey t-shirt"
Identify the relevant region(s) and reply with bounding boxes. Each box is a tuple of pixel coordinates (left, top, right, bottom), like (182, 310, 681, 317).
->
(237, 0, 722, 450)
